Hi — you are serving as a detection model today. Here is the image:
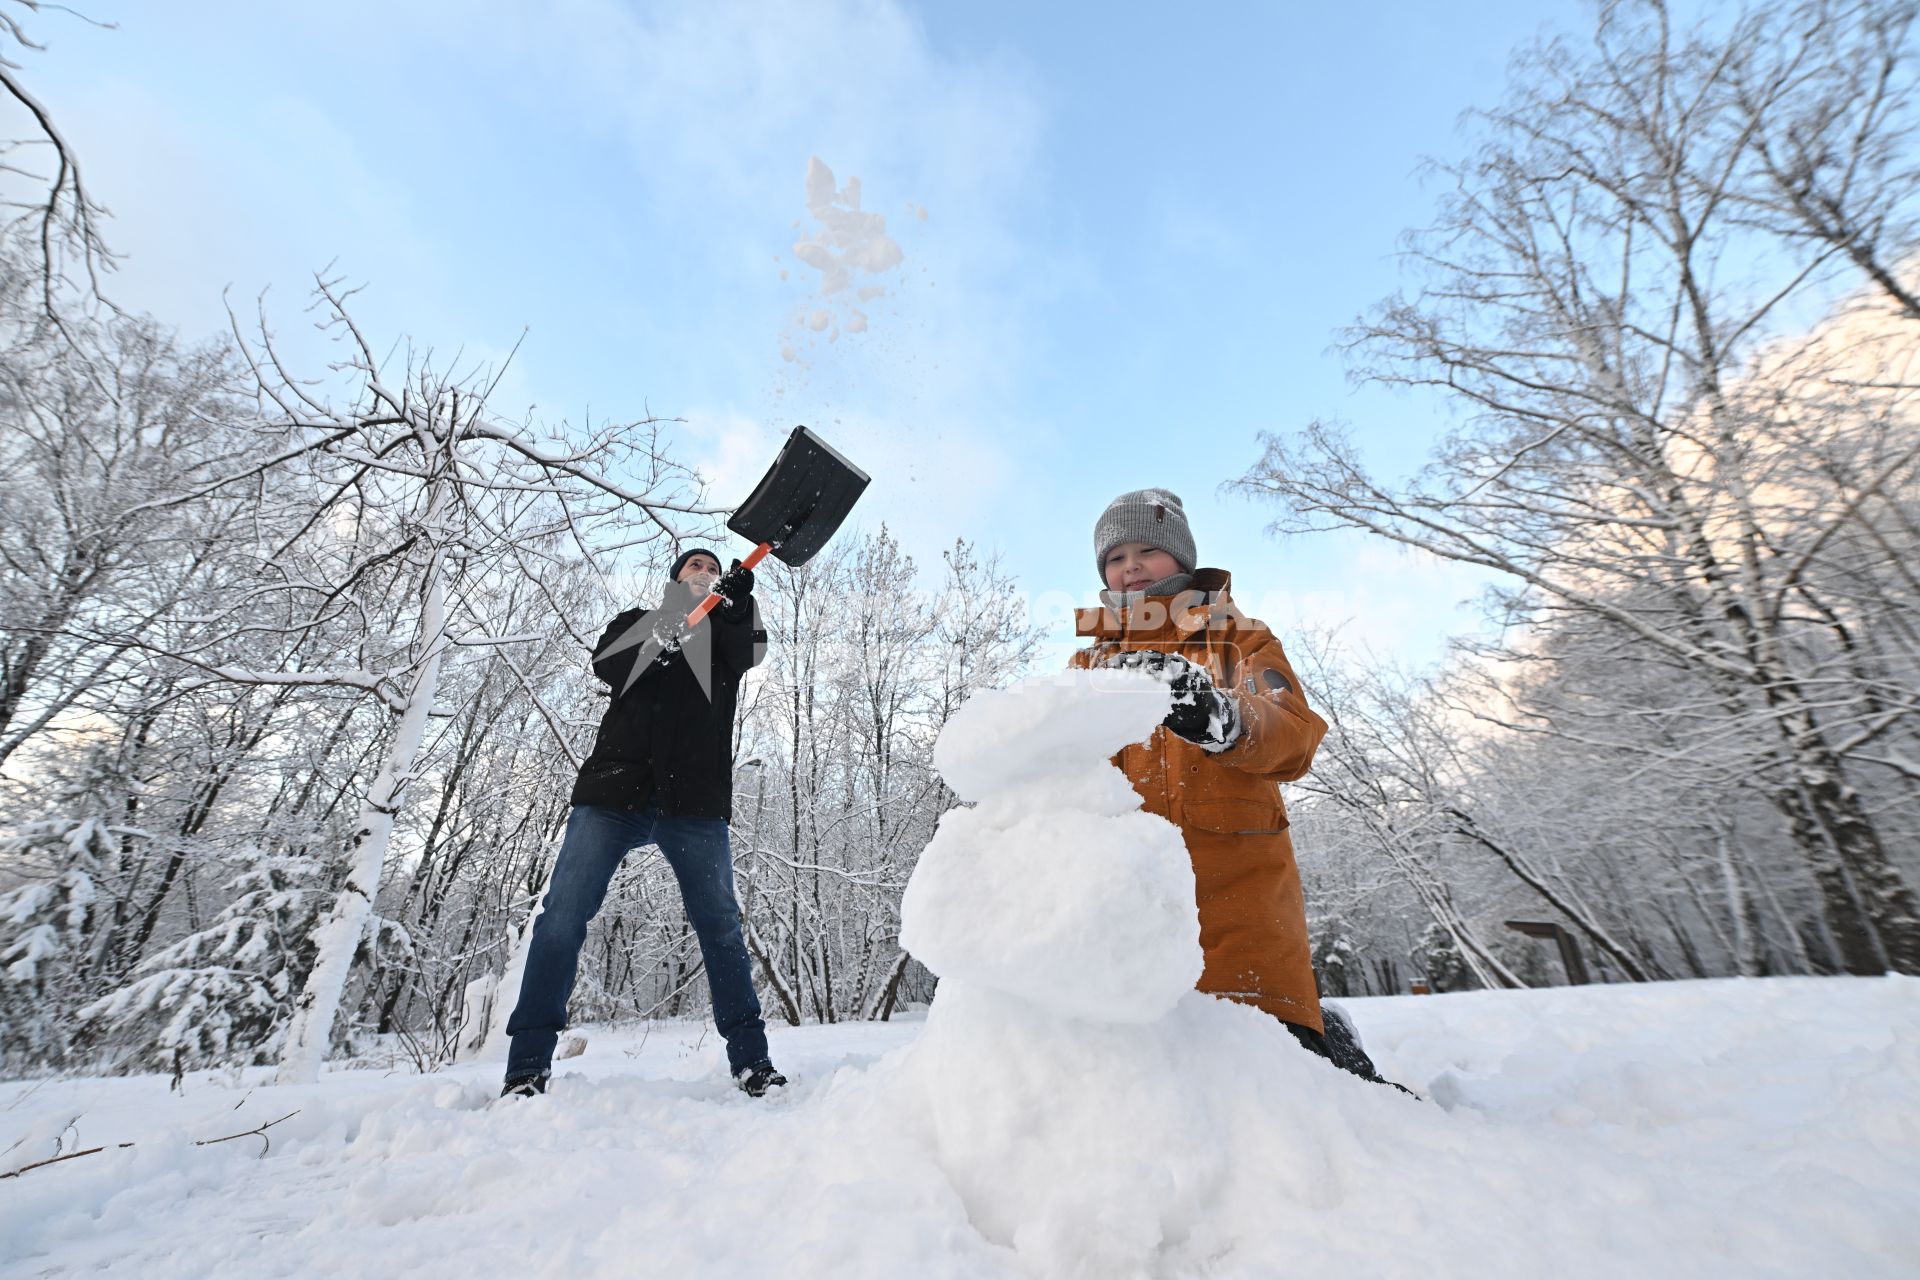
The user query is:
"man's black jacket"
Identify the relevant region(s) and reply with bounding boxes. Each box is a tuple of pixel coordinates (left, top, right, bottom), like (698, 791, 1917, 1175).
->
(570, 583, 768, 819)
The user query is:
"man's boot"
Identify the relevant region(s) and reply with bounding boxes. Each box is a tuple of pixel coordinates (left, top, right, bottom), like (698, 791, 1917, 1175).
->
(500, 1071, 550, 1099)
(734, 1061, 788, 1097)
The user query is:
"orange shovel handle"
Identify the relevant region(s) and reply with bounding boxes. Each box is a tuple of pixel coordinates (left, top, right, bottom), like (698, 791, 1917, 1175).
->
(684, 541, 774, 627)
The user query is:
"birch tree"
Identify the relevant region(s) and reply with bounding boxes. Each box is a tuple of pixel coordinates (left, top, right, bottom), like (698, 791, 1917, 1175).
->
(731, 532, 1044, 1024)
(1284, 638, 1527, 991)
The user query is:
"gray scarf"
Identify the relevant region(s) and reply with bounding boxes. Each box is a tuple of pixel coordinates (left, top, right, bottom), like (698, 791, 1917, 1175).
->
(1098, 571, 1195, 610)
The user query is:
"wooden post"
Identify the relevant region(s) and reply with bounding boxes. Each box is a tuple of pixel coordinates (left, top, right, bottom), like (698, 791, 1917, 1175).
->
(1504, 920, 1592, 985)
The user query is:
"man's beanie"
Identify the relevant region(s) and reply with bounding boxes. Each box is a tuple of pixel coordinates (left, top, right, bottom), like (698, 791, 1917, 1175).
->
(1093, 489, 1196, 581)
(669, 546, 722, 581)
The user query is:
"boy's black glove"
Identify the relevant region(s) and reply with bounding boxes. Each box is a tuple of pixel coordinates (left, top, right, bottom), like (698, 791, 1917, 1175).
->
(1101, 649, 1243, 752)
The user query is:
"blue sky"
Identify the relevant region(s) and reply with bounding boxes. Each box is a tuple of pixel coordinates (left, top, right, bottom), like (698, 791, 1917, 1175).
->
(13, 0, 1587, 667)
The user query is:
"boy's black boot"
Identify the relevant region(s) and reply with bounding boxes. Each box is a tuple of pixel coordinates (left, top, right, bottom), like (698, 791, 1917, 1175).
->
(1287, 1006, 1421, 1098)
(734, 1061, 788, 1097)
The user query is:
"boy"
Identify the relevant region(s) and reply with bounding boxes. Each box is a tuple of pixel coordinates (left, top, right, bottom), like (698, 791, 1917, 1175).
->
(1071, 488, 1395, 1087)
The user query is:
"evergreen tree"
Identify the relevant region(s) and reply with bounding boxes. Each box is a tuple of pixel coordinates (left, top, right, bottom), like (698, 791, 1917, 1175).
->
(78, 851, 323, 1071)
(0, 818, 125, 1067)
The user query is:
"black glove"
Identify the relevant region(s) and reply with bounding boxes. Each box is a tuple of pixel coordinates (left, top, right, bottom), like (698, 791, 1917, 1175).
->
(713, 558, 755, 618)
(714, 558, 755, 601)
(1102, 650, 1243, 751)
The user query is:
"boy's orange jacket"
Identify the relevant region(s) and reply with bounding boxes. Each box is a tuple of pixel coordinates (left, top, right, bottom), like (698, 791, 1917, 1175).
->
(1069, 569, 1330, 1033)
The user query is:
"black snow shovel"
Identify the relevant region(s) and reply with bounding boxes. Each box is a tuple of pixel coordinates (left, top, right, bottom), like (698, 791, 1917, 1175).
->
(683, 423, 872, 625)
(601, 426, 870, 691)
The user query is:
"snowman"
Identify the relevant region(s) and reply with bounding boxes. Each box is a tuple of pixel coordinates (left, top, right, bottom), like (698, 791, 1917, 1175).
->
(897, 667, 1326, 1276)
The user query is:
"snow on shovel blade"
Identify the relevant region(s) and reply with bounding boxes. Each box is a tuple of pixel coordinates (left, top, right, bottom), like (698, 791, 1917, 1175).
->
(727, 425, 871, 566)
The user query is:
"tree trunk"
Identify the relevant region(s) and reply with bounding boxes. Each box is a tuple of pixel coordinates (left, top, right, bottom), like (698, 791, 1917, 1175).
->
(1715, 826, 1766, 977)
(276, 554, 448, 1085)
(475, 855, 555, 1063)
(865, 950, 912, 1021)
(1769, 786, 1884, 975)
(1795, 763, 1920, 974)
(743, 909, 802, 1026)
(1764, 681, 1920, 973)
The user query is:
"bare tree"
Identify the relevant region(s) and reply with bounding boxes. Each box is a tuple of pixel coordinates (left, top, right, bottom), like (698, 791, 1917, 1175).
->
(1235, 0, 1920, 973)
(728, 532, 1045, 1025)
(0, 261, 250, 778)
(80, 276, 719, 1083)
(1284, 637, 1528, 991)
(1727, 0, 1920, 318)
(0, 0, 114, 313)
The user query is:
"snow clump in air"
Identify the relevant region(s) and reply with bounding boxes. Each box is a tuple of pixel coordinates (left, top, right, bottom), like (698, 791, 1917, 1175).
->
(779, 156, 909, 360)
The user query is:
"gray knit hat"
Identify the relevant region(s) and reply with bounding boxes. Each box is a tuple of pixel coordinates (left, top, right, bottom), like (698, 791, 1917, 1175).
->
(1094, 488, 1196, 582)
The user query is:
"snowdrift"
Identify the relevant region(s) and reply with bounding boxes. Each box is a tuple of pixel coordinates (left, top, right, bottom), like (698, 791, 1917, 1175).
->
(4, 980, 1917, 1276)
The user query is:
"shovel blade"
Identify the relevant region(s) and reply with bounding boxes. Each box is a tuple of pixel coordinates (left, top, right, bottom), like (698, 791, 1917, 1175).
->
(727, 425, 871, 566)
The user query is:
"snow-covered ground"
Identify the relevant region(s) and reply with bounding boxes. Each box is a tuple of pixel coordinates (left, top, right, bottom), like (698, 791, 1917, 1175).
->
(3, 976, 1916, 1278)
(9, 675, 1916, 1278)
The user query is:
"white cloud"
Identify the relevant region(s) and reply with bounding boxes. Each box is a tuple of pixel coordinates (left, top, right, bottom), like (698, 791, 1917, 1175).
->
(22, 0, 1051, 552)
(35, 68, 447, 362)
(1232, 535, 1496, 672)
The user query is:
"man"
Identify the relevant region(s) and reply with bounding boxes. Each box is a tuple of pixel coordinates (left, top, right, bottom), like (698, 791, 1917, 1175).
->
(502, 547, 785, 1098)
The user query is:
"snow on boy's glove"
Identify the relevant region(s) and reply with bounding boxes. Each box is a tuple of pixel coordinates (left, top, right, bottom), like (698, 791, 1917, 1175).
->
(1101, 649, 1244, 752)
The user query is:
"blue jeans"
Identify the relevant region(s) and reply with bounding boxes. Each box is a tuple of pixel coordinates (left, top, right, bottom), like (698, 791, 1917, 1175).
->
(505, 802, 769, 1078)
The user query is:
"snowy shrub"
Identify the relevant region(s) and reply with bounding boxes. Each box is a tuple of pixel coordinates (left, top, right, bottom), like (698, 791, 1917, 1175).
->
(1412, 922, 1480, 993)
(1313, 929, 1361, 998)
